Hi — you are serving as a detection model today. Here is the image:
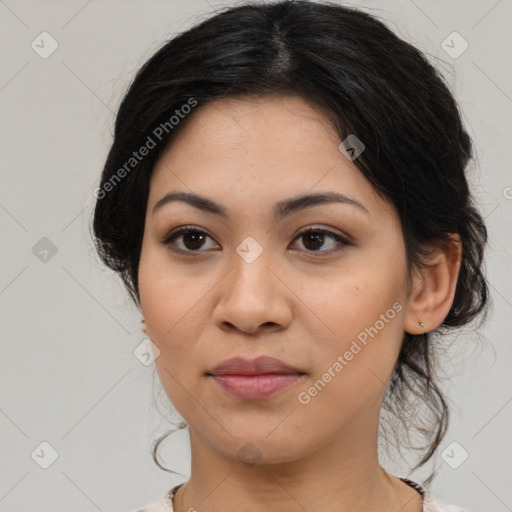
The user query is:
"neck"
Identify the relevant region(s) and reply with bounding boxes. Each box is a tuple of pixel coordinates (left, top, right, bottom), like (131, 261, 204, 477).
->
(173, 421, 423, 512)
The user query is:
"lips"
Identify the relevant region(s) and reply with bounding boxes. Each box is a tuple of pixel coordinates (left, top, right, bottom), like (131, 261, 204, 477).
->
(206, 356, 306, 400)
(207, 355, 305, 376)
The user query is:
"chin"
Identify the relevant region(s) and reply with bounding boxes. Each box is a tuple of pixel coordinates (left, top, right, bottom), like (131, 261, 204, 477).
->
(211, 430, 311, 466)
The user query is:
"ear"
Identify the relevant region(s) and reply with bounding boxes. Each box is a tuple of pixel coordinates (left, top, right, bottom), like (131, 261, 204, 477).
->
(403, 235, 462, 334)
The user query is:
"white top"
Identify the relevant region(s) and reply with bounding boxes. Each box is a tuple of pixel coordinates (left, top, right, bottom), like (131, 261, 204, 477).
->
(134, 479, 470, 512)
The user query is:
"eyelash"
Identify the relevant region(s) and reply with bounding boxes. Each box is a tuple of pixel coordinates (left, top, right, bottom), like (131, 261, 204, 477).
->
(161, 225, 351, 256)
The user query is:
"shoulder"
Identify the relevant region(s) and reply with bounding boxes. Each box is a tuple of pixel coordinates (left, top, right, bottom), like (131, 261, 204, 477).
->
(398, 477, 470, 512)
(129, 483, 182, 512)
(130, 483, 471, 512)
(129, 495, 173, 512)
(423, 488, 471, 512)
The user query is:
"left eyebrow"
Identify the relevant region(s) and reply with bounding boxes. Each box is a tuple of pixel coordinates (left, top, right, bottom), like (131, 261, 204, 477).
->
(275, 191, 370, 218)
(152, 190, 370, 219)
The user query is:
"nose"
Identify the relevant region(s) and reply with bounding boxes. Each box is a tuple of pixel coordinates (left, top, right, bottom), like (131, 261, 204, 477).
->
(213, 246, 293, 335)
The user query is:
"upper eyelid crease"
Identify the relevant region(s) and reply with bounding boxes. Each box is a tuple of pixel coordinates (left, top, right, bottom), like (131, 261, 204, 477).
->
(152, 191, 370, 219)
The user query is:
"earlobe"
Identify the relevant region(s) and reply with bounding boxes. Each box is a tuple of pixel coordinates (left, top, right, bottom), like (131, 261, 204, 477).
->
(403, 235, 462, 334)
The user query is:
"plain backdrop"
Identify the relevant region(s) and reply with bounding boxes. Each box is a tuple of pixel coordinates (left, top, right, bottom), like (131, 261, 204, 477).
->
(0, 1, 511, 511)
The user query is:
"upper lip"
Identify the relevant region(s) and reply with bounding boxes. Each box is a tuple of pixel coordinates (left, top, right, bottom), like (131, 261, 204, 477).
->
(207, 356, 305, 376)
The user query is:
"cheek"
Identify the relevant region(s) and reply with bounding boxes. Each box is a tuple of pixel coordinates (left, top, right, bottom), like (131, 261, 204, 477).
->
(139, 244, 205, 334)
(292, 265, 406, 398)
(294, 264, 405, 343)
(139, 260, 211, 414)
(294, 299, 405, 434)
(138, 251, 209, 397)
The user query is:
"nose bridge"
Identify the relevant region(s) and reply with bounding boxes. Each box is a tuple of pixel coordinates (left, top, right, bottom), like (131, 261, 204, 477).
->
(214, 235, 292, 333)
(229, 234, 275, 298)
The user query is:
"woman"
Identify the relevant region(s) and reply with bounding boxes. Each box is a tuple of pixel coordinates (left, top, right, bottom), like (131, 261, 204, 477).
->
(92, 1, 488, 511)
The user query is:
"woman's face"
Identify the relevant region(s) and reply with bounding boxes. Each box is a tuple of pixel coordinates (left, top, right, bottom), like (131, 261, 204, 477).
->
(138, 95, 412, 464)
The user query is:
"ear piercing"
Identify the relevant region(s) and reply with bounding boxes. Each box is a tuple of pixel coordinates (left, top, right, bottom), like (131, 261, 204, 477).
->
(419, 321, 425, 328)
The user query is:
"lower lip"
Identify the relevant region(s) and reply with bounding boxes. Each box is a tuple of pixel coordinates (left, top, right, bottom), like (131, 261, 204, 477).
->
(209, 373, 304, 400)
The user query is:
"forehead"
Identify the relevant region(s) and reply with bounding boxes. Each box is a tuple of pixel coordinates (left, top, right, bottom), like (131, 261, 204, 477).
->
(149, 95, 392, 220)
(155, 94, 338, 163)
(181, 94, 336, 142)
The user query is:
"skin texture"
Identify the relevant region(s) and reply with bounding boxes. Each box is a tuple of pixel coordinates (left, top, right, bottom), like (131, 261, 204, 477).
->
(138, 95, 461, 512)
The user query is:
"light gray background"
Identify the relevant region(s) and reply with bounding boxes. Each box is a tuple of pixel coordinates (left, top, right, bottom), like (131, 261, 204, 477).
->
(0, 1, 510, 511)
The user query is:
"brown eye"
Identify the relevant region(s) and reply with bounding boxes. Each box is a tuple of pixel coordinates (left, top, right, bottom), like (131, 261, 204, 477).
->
(162, 226, 219, 253)
(181, 231, 207, 250)
(291, 227, 350, 254)
(302, 231, 325, 251)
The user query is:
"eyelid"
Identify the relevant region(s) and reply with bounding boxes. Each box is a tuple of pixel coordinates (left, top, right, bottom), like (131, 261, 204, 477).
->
(161, 225, 218, 246)
(293, 224, 352, 243)
(290, 225, 352, 255)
